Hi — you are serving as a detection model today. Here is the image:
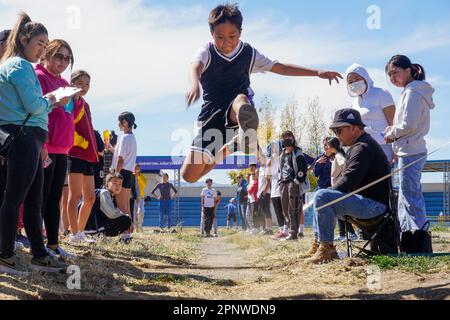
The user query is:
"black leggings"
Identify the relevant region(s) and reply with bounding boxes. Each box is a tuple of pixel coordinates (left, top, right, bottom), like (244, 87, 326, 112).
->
(97, 213, 131, 237)
(0, 125, 48, 259)
(42, 154, 67, 246)
(272, 196, 285, 227)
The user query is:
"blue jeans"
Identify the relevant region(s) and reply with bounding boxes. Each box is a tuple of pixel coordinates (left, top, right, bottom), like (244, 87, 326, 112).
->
(313, 189, 387, 242)
(398, 153, 428, 232)
(159, 199, 172, 228)
(238, 202, 248, 230)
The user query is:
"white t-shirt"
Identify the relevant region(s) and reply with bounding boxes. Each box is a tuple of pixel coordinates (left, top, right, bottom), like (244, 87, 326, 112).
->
(257, 165, 270, 198)
(352, 87, 395, 145)
(193, 41, 277, 74)
(111, 133, 137, 172)
(269, 156, 281, 198)
(201, 187, 217, 208)
(330, 152, 346, 187)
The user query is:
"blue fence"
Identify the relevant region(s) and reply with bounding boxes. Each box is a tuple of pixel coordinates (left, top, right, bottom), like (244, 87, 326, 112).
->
(143, 192, 447, 227)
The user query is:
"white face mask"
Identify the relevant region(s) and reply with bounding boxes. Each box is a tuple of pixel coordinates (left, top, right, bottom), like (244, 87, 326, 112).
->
(347, 80, 367, 97)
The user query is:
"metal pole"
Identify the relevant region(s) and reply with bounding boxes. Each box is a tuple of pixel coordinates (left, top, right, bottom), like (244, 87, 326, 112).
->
(174, 169, 181, 228)
(444, 163, 449, 216)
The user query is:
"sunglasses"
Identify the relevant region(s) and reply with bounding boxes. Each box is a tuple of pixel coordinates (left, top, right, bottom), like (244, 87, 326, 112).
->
(332, 126, 350, 135)
(53, 52, 72, 63)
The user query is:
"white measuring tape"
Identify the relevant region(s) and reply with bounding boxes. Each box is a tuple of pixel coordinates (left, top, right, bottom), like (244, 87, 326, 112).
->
(302, 141, 450, 213)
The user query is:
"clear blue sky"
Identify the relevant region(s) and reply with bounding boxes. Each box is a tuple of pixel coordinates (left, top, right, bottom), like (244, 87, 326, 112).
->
(2, 0, 449, 183)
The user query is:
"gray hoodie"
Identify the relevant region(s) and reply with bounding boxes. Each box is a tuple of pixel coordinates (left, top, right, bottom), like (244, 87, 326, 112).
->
(386, 80, 435, 157)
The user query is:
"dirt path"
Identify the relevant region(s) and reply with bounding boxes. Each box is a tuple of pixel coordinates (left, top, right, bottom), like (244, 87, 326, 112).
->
(0, 229, 449, 300)
(151, 234, 272, 284)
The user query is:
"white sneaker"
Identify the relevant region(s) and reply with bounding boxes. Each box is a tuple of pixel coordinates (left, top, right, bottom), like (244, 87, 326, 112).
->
(14, 241, 25, 251)
(120, 232, 132, 244)
(47, 246, 77, 262)
(69, 231, 96, 243)
(349, 233, 359, 241)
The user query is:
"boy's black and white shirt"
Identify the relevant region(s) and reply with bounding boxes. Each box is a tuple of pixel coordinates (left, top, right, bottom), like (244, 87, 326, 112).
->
(193, 41, 276, 108)
(193, 41, 276, 75)
(190, 41, 276, 160)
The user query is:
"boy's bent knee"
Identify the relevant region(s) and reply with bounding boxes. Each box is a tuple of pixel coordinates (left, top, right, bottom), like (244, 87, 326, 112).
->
(181, 169, 200, 184)
(234, 94, 250, 105)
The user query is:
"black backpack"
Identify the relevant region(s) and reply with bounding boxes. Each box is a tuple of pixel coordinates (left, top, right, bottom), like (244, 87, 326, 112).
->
(400, 222, 433, 254)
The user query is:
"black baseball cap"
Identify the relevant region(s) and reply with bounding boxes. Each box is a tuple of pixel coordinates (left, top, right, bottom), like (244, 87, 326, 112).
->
(329, 108, 366, 129)
(0, 29, 11, 42)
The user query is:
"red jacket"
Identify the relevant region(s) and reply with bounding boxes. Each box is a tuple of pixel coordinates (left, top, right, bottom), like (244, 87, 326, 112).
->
(68, 97, 99, 163)
(248, 177, 259, 203)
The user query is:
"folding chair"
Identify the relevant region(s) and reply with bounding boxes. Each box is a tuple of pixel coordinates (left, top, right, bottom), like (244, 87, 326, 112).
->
(345, 180, 401, 258)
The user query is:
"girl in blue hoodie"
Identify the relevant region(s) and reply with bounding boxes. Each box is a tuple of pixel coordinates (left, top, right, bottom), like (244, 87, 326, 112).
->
(385, 55, 435, 252)
(0, 13, 70, 274)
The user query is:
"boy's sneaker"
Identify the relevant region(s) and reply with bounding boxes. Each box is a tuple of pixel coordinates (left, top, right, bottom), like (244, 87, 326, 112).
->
(297, 232, 305, 239)
(281, 234, 298, 241)
(47, 246, 77, 262)
(0, 255, 30, 276)
(119, 232, 132, 244)
(30, 254, 68, 273)
(271, 231, 288, 240)
(170, 228, 177, 234)
(15, 241, 25, 251)
(16, 234, 31, 248)
(349, 233, 358, 241)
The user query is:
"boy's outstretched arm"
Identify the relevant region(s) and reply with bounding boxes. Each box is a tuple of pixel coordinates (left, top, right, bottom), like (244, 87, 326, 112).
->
(270, 63, 343, 85)
(186, 61, 204, 107)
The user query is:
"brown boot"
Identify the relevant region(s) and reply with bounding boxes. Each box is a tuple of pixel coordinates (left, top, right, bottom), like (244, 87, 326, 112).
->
(306, 242, 339, 264)
(306, 239, 320, 256)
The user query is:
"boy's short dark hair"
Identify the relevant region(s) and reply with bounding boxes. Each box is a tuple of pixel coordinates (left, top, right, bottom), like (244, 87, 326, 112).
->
(208, 3, 243, 32)
(205, 178, 213, 183)
(106, 173, 123, 183)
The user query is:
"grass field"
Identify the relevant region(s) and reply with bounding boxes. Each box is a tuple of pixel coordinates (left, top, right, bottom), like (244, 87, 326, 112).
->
(0, 227, 449, 300)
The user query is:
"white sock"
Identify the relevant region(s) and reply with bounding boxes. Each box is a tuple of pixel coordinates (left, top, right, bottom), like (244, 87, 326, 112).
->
(299, 224, 305, 234)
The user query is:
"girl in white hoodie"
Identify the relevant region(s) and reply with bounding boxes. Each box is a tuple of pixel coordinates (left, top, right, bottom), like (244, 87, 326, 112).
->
(384, 55, 435, 240)
(346, 64, 396, 162)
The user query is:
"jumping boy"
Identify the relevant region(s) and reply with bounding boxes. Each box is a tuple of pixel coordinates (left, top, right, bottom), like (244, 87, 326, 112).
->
(182, 4, 342, 183)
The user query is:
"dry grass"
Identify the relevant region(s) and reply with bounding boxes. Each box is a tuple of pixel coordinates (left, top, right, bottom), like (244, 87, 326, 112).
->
(0, 227, 449, 300)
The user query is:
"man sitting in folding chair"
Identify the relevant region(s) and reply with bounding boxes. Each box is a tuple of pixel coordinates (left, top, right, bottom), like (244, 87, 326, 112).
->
(307, 108, 395, 264)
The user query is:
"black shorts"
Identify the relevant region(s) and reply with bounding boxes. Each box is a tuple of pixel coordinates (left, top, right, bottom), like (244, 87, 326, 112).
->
(68, 157, 94, 176)
(120, 169, 133, 189)
(191, 98, 255, 161)
(227, 212, 237, 222)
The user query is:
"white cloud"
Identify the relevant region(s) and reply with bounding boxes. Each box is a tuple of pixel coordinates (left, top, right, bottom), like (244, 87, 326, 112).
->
(1, 0, 449, 164)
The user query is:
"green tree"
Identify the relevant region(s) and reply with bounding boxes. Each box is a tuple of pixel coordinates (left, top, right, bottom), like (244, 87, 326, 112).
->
(257, 96, 276, 150)
(279, 96, 304, 142)
(303, 96, 326, 158)
(228, 169, 251, 186)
